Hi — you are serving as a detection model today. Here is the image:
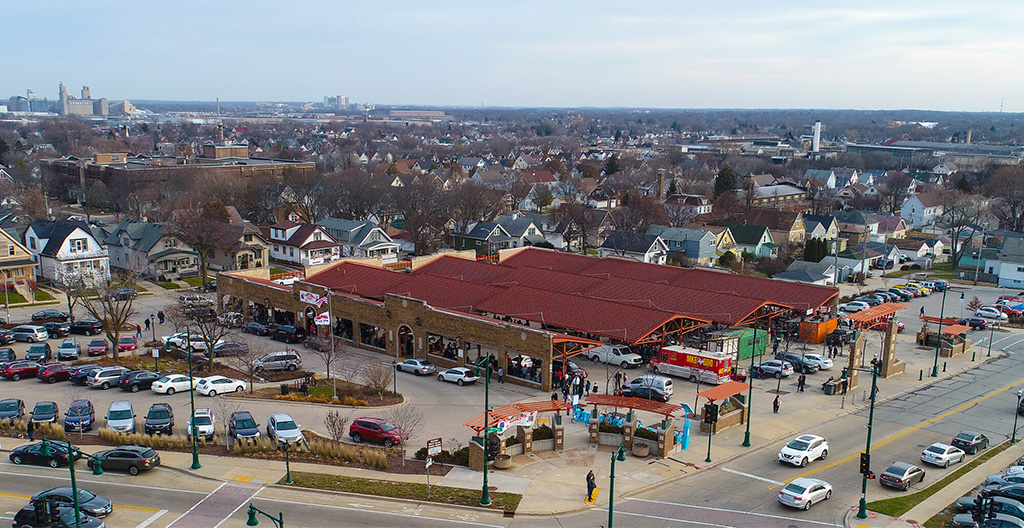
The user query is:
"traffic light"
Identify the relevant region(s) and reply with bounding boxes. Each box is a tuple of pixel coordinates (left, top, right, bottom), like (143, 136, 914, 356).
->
(973, 495, 987, 523)
(859, 452, 870, 475)
(989, 497, 1000, 519)
(703, 403, 718, 424)
(486, 436, 499, 461)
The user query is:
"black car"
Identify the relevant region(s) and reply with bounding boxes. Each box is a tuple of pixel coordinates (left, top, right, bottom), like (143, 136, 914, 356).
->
(776, 352, 820, 374)
(622, 386, 670, 403)
(826, 328, 854, 346)
(70, 320, 104, 336)
(186, 306, 217, 322)
(69, 365, 103, 385)
(960, 317, 988, 330)
(9, 441, 81, 468)
(0, 397, 24, 420)
(110, 288, 138, 301)
(31, 486, 113, 517)
(951, 430, 990, 454)
(13, 503, 105, 528)
(88, 445, 160, 475)
(241, 322, 271, 336)
(271, 324, 306, 343)
(43, 322, 72, 338)
(144, 402, 174, 434)
(0, 329, 15, 344)
(118, 370, 161, 393)
(200, 280, 217, 292)
(32, 310, 69, 322)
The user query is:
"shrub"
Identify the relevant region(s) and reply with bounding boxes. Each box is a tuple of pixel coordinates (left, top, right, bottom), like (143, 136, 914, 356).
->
(532, 424, 554, 440)
(505, 436, 520, 447)
(453, 446, 470, 466)
(910, 264, 921, 270)
(341, 396, 369, 406)
(599, 422, 623, 434)
(634, 428, 659, 441)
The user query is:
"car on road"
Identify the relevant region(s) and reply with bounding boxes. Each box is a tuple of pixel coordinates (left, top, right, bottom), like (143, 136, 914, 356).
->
(118, 370, 160, 392)
(395, 358, 437, 376)
(186, 305, 217, 322)
(86, 339, 110, 356)
(978, 306, 1011, 321)
(32, 309, 69, 322)
(621, 386, 670, 403)
(196, 375, 246, 396)
(13, 504, 106, 528)
(70, 320, 104, 336)
(777, 477, 832, 510)
(960, 317, 989, 330)
(880, 461, 926, 491)
(43, 321, 72, 338)
(110, 288, 138, 301)
(9, 441, 80, 468)
(205, 341, 249, 358)
(253, 350, 302, 372)
(241, 322, 272, 336)
(753, 359, 794, 379)
(585, 344, 643, 368)
(64, 399, 95, 432)
(776, 352, 820, 374)
(151, 374, 197, 395)
(270, 324, 306, 343)
(228, 411, 261, 441)
(30, 486, 113, 518)
(144, 402, 174, 435)
(267, 412, 305, 445)
(69, 365, 102, 385)
(1, 360, 42, 380)
(58, 338, 81, 360)
(802, 353, 834, 370)
(187, 408, 216, 441)
(105, 400, 136, 433)
(951, 430, 990, 454)
(87, 366, 129, 389)
(118, 335, 137, 351)
(0, 397, 25, 420)
(920, 442, 965, 468)
(88, 445, 160, 476)
(12, 324, 49, 342)
(349, 417, 408, 447)
(778, 434, 829, 467)
(838, 301, 869, 313)
(437, 367, 480, 386)
(37, 363, 71, 383)
(31, 400, 59, 423)
(26, 342, 53, 362)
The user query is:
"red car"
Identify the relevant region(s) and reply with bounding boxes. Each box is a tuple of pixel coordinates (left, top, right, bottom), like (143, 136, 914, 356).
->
(1, 361, 42, 381)
(348, 417, 409, 448)
(36, 364, 71, 384)
(118, 336, 137, 352)
(996, 305, 1024, 317)
(87, 339, 110, 356)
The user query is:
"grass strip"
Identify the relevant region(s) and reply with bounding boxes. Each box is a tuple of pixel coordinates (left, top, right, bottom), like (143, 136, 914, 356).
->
(281, 470, 522, 512)
(866, 440, 1012, 518)
(156, 281, 181, 290)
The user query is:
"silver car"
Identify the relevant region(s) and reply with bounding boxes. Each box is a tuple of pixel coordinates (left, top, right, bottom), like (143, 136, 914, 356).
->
(105, 400, 136, 433)
(267, 413, 304, 445)
(87, 366, 129, 390)
(777, 477, 832, 509)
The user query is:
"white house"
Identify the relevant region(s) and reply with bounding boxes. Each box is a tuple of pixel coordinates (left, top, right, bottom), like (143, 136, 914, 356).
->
(316, 218, 400, 264)
(25, 220, 110, 285)
(900, 192, 944, 228)
(597, 232, 668, 264)
(261, 221, 340, 266)
(993, 237, 1024, 288)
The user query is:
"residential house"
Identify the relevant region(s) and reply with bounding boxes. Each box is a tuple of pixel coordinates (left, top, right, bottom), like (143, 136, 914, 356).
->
(24, 220, 109, 285)
(207, 209, 269, 272)
(646, 225, 717, 266)
(748, 184, 807, 209)
(746, 208, 805, 244)
(888, 238, 930, 262)
(991, 237, 1024, 288)
(664, 194, 713, 219)
(588, 184, 619, 209)
(597, 231, 668, 265)
(837, 223, 870, 247)
(868, 214, 908, 241)
(781, 259, 840, 285)
(932, 162, 958, 176)
(262, 221, 340, 266)
(901, 193, 944, 228)
(833, 168, 860, 188)
(802, 169, 837, 189)
(724, 223, 778, 258)
(458, 157, 486, 175)
(495, 212, 546, 247)
(0, 227, 37, 300)
(453, 222, 514, 255)
(316, 218, 400, 264)
(802, 214, 839, 240)
(103, 220, 198, 279)
(773, 268, 832, 286)
(864, 242, 905, 267)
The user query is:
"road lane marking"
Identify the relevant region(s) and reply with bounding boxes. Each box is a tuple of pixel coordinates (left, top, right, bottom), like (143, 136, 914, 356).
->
(720, 467, 783, 485)
(135, 509, 168, 528)
(212, 497, 254, 528)
(164, 481, 227, 527)
(0, 492, 30, 500)
(784, 376, 1024, 485)
(252, 493, 506, 527)
(611, 510, 739, 527)
(624, 498, 841, 526)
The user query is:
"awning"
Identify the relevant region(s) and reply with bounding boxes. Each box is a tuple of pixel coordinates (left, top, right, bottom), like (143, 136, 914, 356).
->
(941, 324, 972, 335)
(584, 394, 680, 417)
(696, 380, 752, 402)
(463, 400, 571, 434)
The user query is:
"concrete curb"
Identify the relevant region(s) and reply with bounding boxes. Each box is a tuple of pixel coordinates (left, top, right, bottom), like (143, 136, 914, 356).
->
(161, 462, 232, 483)
(263, 482, 516, 516)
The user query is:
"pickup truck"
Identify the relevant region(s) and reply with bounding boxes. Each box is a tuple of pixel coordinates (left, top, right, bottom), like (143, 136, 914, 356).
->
(58, 338, 81, 360)
(585, 344, 643, 369)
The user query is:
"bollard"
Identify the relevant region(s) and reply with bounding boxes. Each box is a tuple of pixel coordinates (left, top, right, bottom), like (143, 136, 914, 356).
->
(862, 390, 867, 402)
(920, 370, 924, 381)
(841, 395, 845, 409)
(943, 362, 947, 372)
(972, 351, 976, 362)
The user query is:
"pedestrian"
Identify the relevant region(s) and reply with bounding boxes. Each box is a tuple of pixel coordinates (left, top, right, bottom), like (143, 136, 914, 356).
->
(563, 384, 570, 403)
(135, 324, 142, 338)
(773, 395, 780, 414)
(773, 340, 779, 354)
(497, 366, 504, 384)
(614, 370, 622, 391)
(841, 378, 848, 395)
(797, 373, 806, 392)
(144, 318, 150, 331)
(586, 470, 597, 502)
(585, 379, 591, 396)
(920, 306, 925, 317)
(555, 370, 562, 389)
(157, 310, 165, 324)
(26, 419, 34, 441)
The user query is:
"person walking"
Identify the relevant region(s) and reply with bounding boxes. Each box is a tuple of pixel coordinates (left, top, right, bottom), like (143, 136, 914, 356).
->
(497, 366, 504, 384)
(920, 306, 925, 317)
(157, 310, 165, 325)
(144, 318, 150, 331)
(797, 373, 806, 392)
(773, 395, 781, 414)
(614, 370, 622, 392)
(585, 379, 591, 397)
(586, 470, 597, 503)
(26, 419, 34, 441)
(135, 324, 142, 339)
(563, 384, 570, 403)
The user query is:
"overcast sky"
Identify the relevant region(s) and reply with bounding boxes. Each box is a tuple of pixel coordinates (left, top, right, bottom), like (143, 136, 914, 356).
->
(6, 2, 1023, 112)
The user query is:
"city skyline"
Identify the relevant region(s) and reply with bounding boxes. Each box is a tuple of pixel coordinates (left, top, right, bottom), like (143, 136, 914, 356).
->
(6, 1, 1024, 112)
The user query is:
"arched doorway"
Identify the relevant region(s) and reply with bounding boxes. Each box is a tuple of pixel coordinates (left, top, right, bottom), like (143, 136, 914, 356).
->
(304, 307, 316, 337)
(398, 325, 415, 358)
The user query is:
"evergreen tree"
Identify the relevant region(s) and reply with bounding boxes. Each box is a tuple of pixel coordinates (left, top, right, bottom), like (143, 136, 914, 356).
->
(714, 164, 738, 198)
(604, 154, 620, 176)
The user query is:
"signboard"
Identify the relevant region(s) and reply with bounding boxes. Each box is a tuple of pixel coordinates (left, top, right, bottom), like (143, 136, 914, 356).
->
(314, 312, 330, 326)
(152, 348, 159, 358)
(427, 437, 442, 457)
(299, 291, 322, 305)
(494, 411, 538, 434)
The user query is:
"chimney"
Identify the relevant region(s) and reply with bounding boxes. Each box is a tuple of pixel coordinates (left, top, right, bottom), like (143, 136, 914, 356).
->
(657, 170, 666, 201)
(218, 123, 224, 143)
(812, 121, 821, 153)
(966, 129, 972, 144)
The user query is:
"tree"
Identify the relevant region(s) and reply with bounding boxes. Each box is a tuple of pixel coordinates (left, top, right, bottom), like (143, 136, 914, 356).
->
(168, 197, 231, 284)
(324, 410, 349, 442)
(879, 172, 913, 215)
(390, 181, 452, 255)
(664, 202, 698, 227)
(804, 238, 828, 262)
(67, 271, 140, 361)
(552, 201, 602, 253)
(530, 185, 554, 212)
(385, 404, 424, 465)
(362, 362, 393, 401)
(580, 163, 600, 180)
(604, 155, 621, 176)
(187, 307, 235, 372)
(940, 192, 988, 269)
(713, 165, 738, 198)
(966, 296, 983, 312)
(983, 166, 1024, 232)
(232, 341, 267, 393)
(15, 187, 48, 224)
(610, 191, 668, 234)
(449, 181, 500, 236)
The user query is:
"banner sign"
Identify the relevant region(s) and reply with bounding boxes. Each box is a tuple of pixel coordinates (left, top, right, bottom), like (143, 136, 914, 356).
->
(314, 312, 330, 325)
(299, 291, 321, 305)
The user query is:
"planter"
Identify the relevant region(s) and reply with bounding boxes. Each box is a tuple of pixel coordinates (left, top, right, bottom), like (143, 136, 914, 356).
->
(505, 443, 524, 456)
(632, 442, 650, 458)
(533, 439, 555, 451)
(598, 432, 621, 446)
(493, 454, 512, 469)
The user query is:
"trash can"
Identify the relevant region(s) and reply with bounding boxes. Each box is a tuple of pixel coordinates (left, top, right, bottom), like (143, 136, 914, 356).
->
(280, 384, 289, 396)
(823, 382, 835, 396)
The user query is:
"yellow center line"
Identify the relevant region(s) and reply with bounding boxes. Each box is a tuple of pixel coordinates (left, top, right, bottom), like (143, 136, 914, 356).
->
(0, 492, 31, 499)
(781, 377, 1024, 485)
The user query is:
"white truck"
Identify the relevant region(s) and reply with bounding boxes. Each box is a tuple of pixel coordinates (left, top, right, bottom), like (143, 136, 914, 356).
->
(585, 344, 643, 369)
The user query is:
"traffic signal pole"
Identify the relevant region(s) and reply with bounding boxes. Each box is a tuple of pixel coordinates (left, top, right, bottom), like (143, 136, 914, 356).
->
(856, 360, 880, 519)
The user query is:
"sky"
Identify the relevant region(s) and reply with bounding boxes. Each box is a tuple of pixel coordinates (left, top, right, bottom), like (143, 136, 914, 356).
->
(6, 1, 1024, 112)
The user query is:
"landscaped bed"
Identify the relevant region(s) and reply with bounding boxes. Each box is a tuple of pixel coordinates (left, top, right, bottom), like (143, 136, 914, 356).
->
(225, 381, 402, 407)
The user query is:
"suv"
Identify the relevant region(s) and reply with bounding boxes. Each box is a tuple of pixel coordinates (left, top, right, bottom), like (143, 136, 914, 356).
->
(64, 399, 95, 432)
(826, 328, 854, 346)
(144, 402, 174, 435)
(271, 325, 306, 343)
(0, 347, 15, 362)
(228, 411, 261, 441)
(349, 417, 408, 447)
(105, 400, 136, 433)
(118, 370, 160, 393)
(25, 343, 53, 362)
(552, 357, 588, 379)
(70, 320, 104, 336)
(110, 288, 137, 301)
(267, 413, 305, 445)
(253, 350, 302, 372)
(87, 366, 129, 389)
(58, 338, 81, 360)
(178, 294, 212, 306)
(36, 363, 71, 383)
(31, 400, 59, 423)
(11, 325, 49, 343)
(776, 352, 820, 374)
(187, 408, 216, 441)
(0, 398, 25, 420)
(42, 321, 71, 338)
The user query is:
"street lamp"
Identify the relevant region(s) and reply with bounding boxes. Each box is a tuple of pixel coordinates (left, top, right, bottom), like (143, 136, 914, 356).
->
(607, 444, 627, 528)
(1013, 389, 1023, 444)
(185, 329, 201, 470)
(854, 358, 881, 519)
(931, 291, 963, 377)
(2, 270, 10, 323)
(40, 439, 104, 528)
(246, 503, 284, 527)
(282, 441, 293, 484)
(742, 329, 759, 448)
(475, 354, 493, 506)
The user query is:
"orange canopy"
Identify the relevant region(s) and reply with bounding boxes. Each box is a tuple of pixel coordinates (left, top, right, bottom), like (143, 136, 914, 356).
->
(696, 380, 752, 402)
(941, 324, 972, 335)
(584, 394, 680, 417)
(463, 400, 571, 434)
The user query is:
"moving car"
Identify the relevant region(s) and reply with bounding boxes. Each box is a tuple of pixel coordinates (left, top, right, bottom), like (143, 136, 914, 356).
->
(144, 402, 174, 435)
(776, 352, 820, 374)
(118, 370, 161, 392)
(86, 339, 110, 356)
(32, 310, 69, 322)
(0, 397, 25, 420)
(196, 375, 246, 396)
(753, 359, 794, 378)
(36, 363, 71, 383)
(395, 358, 437, 376)
(117, 335, 137, 351)
(70, 320, 104, 336)
(30, 486, 112, 518)
(43, 321, 72, 338)
(0, 360, 42, 380)
(110, 288, 137, 301)
(88, 445, 160, 475)
(267, 412, 304, 445)
(31, 401, 59, 423)
(802, 353, 834, 370)
(778, 434, 829, 467)
(228, 411, 261, 441)
(349, 417, 408, 447)
(920, 442, 965, 468)
(951, 430, 990, 454)
(26, 343, 53, 362)
(64, 399, 95, 432)
(241, 322, 272, 336)
(151, 374, 196, 395)
(187, 408, 216, 441)
(9, 441, 80, 468)
(437, 367, 480, 386)
(960, 317, 989, 330)
(270, 324, 306, 343)
(13, 504, 106, 528)
(57, 338, 81, 360)
(880, 461, 926, 491)
(105, 400, 136, 433)
(777, 477, 832, 510)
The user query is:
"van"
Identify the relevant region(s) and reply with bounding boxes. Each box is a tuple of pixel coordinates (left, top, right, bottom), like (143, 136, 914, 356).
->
(106, 400, 136, 433)
(253, 350, 302, 372)
(623, 374, 674, 397)
(10, 325, 49, 343)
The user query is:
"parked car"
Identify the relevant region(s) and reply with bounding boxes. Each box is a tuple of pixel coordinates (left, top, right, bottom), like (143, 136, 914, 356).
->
(69, 365, 102, 385)
(151, 374, 196, 395)
(880, 461, 926, 491)
(88, 445, 160, 476)
(349, 417, 408, 447)
(31, 401, 59, 423)
(1, 360, 42, 380)
(63, 399, 95, 432)
(9, 441, 80, 467)
(253, 350, 302, 372)
(110, 288, 137, 301)
(270, 324, 306, 343)
(997, 305, 1024, 318)
(186, 306, 217, 322)
(87, 366, 129, 389)
(118, 370, 160, 393)
(0, 329, 14, 345)
(196, 375, 246, 396)
(776, 352, 820, 374)
(13, 504, 105, 528)
(986, 473, 1024, 487)
(30, 486, 112, 518)
(978, 306, 1011, 321)
(217, 311, 242, 327)
(117, 336, 137, 351)
(886, 288, 913, 301)
(200, 280, 218, 292)
(178, 294, 212, 306)
(86, 339, 110, 356)
(69, 320, 104, 336)
(0, 347, 14, 362)
(777, 477, 832, 510)
(144, 402, 174, 435)
(920, 442, 966, 468)
(187, 408, 216, 441)
(26, 342, 53, 362)
(32, 310, 69, 322)
(437, 367, 480, 386)
(11, 324, 50, 342)
(621, 386, 670, 403)
(58, 338, 81, 360)
(552, 357, 588, 379)
(826, 328, 854, 346)
(585, 344, 643, 368)
(228, 411, 261, 441)
(802, 353, 834, 370)
(839, 301, 870, 313)
(950, 512, 1024, 528)
(753, 359, 794, 378)
(241, 322, 272, 336)
(960, 317, 989, 330)
(0, 397, 25, 420)
(855, 296, 882, 307)
(43, 321, 72, 338)
(951, 430, 990, 454)
(395, 358, 437, 376)
(105, 400, 136, 433)
(37, 363, 71, 383)
(267, 412, 305, 444)
(160, 332, 188, 345)
(207, 341, 249, 358)
(778, 434, 829, 467)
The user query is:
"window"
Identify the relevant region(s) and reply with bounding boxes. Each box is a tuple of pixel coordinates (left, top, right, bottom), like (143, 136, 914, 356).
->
(69, 239, 87, 253)
(1017, 267, 1024, 273)
(244, 235, 253, 242)
(289, 248, 294, 257)
(6, 246, 13, 256)
(273, 245, 280, 252)
(29, 237, 36, 250)
(164, 238, 178, 248)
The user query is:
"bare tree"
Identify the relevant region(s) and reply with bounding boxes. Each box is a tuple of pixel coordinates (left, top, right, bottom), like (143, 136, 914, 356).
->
(362, 362, 393, 401)
(68, 270, 140, 361)
(232, 341, 268, 393)
(940, 192, 988, 269)
(304, 336, 340, 382)
(324, 410, 349, 442)
(333, 352, 365, 386)
(449, 181, 500, 236)
(168, 197, 231, 285)
(610, 191, 668, 234)
(664, 202, 698, 227)
(385, 404, 424, 465)
(188, 310, 235, 371)
(983, 166, 1024, 232)
(209, 389, 241, 445)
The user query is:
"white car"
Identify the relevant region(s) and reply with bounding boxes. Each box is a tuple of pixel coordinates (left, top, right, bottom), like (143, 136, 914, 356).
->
(160, 332, 188, 345)
(395, 358, 437, 376)
(778, 434, 829, 467)
(920, 442, 965, 468)
(839, 301, 869, 313)
(187, 408, 216, 441)
(977, 306, 1010, 321)
(196, 375, 246, 396)
(754, 360, 794, 379)
(267, 413, 304, 444)
(586, 344, 643, 368)
(802, 353, 834, 370)
(437, 367, 480, 386)
(777, 477, 832, 510)
(151, 374, 198, 395)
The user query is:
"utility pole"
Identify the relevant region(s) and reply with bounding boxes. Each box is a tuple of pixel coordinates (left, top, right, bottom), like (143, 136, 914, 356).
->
(855, 358, 880, 519)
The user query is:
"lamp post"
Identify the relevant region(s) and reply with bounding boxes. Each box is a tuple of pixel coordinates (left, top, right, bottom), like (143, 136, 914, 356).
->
(185, 329, 201, 470)
(855, 358, 881, 519)
(607, 444, 627, 528)
(40, 439, 104, 528)
(1013, 389, 1023, 444)
(283, 441, 293, 484)
(246, 503, 284, 527)
(3, 270, 10, 323)
(988, 321, 995, 358)
(476, 355, 492, 506)
(742, 330, 758, 447)
(931, 288, 954, 377)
